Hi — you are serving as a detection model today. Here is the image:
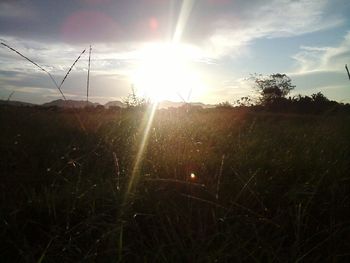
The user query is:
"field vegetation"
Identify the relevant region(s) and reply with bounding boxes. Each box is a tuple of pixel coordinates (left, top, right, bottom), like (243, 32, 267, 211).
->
(1, 102, 350, 262)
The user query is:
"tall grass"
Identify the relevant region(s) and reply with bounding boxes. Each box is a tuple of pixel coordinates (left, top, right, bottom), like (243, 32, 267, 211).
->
(58, 49, 86, 91)
(1, 42, 65, 99)
(1, 42, 86, 101)
(6, 91, 15, 102)
(87, 45, 92, 104)
(1, 106, 349, 262)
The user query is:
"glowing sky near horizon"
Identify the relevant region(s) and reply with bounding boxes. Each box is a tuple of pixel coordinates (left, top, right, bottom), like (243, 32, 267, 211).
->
(0, 0, 350, 104)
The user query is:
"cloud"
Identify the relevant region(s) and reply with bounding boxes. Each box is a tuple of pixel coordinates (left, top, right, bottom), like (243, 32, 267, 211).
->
(0, 36, 138, 77)
(0, 0, 344, 50)
(0, 68, 132, 104)
(289, 31, 350, 101)
(210, 28, 350, 103)
(204, 77, 257, 103)
(292, 31, 350, 73)
(190, 0, 344, 57)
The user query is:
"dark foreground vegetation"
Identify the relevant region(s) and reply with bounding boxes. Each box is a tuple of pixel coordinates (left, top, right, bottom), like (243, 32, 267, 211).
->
(1, 104, 350, 262)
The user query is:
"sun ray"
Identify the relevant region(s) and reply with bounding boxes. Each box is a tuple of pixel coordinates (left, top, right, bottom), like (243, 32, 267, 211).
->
(124, 102, 158, 198)
(173, 0, 195, 43)
(123, 0, 199, 210)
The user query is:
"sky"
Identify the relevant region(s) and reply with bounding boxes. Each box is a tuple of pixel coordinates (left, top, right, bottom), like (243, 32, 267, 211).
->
(0, 0, 350, 104)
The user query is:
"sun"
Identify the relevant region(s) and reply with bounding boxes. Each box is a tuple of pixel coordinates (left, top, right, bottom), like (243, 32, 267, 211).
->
(131, 42, 206, 102)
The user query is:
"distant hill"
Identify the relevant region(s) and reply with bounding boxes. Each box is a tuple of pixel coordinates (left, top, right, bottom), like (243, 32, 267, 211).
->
(0, 100, 36, 107)
(42, 99, 100, 108)
(104, 100, 214, 109)
(157, 100, 215, 109)
(190, 102, 215, 109)
(0, 98, 215, 109)
(104, 100, 126, 108)
(157, 100, 185, 109)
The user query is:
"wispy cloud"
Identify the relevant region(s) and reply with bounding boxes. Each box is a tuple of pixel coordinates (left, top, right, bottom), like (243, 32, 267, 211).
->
(292, 31, 350, 73)
(0, 0, 344, 55)
(205, 77, 256, 103)
(200, 0, 344, 57)
(289, 31, 350, 101)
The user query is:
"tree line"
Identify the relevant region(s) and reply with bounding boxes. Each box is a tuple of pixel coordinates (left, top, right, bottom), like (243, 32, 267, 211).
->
(218, 73, 350, 114)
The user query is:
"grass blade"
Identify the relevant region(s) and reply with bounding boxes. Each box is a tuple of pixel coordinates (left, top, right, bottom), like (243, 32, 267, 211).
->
(7, 91, 15, 102)
(87, 45, 92, 104)
(58, 48, 86, 89)
(1, 42, 66, 100)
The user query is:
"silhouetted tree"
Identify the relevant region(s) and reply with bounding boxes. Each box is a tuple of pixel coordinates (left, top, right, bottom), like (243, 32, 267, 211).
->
(311, 92, 329, 103)
(216, 101, 233, 108)
(252, 73, 295, 105)
(234, 96, 255, 107)
(123, 85, 147, 108)
(290, 92, 341, 114)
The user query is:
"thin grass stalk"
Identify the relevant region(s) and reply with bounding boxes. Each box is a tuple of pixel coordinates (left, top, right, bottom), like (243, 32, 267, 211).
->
(187, 87, 192, 101)
(216, 154, 225, 200)
(87, 45, 92, 104)
(177, 91, 186, 103)
(58, 48, 86, 89)
(113, 152, 121, 191)
(1, 42, 66, 100)
(7, 91, 15, 102)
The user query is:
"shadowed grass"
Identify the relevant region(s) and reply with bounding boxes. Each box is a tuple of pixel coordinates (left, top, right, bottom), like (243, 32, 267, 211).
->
(0, 106, 349, 262)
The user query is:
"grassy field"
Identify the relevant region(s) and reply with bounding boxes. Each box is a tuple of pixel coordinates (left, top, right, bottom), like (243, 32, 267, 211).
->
(1, 105, 349, 262)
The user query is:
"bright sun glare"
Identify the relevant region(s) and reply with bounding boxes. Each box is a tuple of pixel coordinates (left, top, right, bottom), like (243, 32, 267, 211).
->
(131, 43, 206, 102)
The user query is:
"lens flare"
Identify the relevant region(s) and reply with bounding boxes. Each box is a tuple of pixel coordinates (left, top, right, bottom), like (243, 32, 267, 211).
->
(190, 173, 196, 179)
